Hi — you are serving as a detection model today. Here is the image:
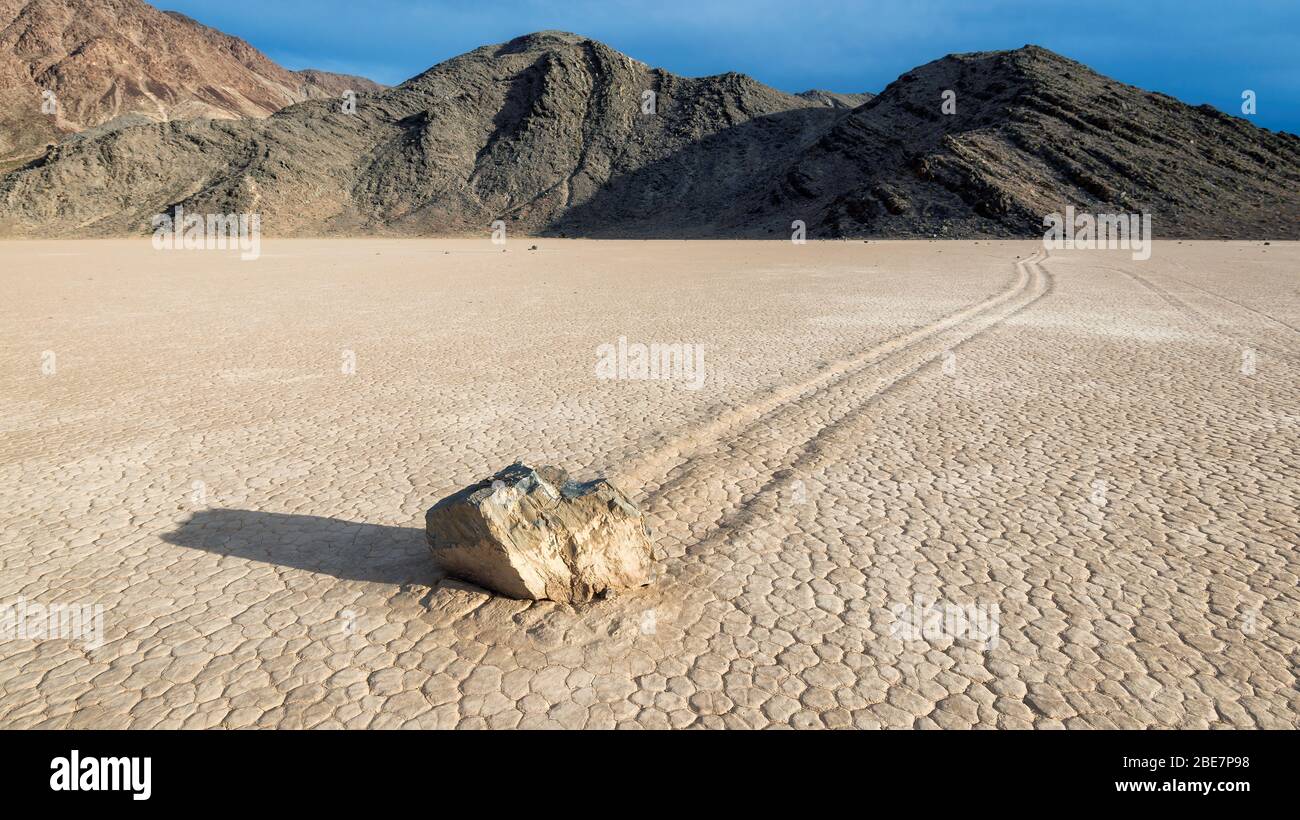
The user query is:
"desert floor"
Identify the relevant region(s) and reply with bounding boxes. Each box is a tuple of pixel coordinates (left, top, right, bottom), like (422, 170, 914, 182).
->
(1, 238, 1296, 729)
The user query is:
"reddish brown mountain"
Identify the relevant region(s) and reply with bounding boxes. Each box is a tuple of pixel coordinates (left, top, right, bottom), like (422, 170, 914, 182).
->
(0, 0, 382, 166)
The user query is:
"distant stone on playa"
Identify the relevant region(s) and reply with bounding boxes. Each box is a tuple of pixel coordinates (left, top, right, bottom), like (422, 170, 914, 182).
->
(424, 463, 654, 602)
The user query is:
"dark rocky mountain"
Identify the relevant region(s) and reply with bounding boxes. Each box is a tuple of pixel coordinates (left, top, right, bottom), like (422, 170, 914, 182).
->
(748, 46, 1300, 239)
(0, 0, 382, 168)
(1, 30, 1295, 238)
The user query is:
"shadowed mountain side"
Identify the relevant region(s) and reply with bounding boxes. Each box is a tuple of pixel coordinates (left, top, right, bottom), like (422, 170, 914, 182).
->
(163, 509, 437, 587)
(543, 107, 852, 238)
(553, 49, 1300, 238)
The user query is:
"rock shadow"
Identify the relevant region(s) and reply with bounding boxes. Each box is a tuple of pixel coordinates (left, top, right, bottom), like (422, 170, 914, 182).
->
(163, 508, 437, 586)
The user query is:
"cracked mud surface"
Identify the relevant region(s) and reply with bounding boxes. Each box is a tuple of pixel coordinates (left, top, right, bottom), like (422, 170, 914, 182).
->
(1, 239, 1296, 728)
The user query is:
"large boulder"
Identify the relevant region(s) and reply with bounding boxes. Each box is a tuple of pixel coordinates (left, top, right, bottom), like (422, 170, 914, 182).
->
(424, 463, 654, 602)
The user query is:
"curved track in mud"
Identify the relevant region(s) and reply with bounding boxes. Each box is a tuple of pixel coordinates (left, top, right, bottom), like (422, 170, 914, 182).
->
(630, 250, 1054, 565)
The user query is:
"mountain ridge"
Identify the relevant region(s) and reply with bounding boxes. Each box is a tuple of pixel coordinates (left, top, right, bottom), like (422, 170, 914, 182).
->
(1, 28, 1295, 239)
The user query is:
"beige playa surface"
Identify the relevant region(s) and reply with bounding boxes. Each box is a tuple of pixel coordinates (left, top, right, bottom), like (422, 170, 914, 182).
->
(1, 238, 1296, 729)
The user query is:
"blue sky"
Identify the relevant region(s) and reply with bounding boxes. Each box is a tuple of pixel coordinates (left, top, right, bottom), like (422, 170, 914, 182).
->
(157, 0, 1299, 134)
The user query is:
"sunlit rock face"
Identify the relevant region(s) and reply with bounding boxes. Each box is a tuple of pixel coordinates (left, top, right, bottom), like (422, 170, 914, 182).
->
(425, 462, 655, 603)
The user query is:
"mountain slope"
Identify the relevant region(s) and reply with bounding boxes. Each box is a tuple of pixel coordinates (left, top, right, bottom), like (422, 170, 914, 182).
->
(0, 0, 382, 166)
(797, 89, 874, 109)
(737, 46, 1300, 238)
(0, 30, 838, 235)
(0, 32, 1295, 238)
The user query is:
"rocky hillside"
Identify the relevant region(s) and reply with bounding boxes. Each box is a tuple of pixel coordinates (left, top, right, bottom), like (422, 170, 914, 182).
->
(797, 90, 874, 109)
(0, 30, 1295, 238)
(740, 46, 1300, 239)
(0, 0, 382, 166)
(0, 31, 840, 235)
